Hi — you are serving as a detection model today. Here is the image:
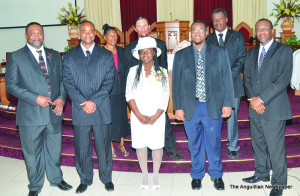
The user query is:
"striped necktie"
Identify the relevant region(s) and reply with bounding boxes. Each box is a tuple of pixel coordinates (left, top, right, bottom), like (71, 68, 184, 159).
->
(36, 50, 51, 98)
(258, 47, 266, 72)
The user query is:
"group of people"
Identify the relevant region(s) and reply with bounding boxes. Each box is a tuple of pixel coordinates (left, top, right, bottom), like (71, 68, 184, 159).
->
(5, 7, 292, 196)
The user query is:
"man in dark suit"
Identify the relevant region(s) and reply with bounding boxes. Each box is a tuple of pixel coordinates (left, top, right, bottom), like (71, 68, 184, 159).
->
(207, 8, 246, 159)
(5, 22, 72, 196)
(124, 16, 183, 161)
(172, 20, 234, 191)
(242, 19, 293, 196)
(63, 21, 115, 193)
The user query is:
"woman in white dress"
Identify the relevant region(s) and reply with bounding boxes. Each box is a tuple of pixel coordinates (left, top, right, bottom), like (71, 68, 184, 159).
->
(126, 37, 170, 191)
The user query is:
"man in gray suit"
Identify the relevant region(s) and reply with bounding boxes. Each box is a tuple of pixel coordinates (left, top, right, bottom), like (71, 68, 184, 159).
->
(5, 22, 72, 196)
(207, 8, 246, 159)
(63, 21, 115, 193)
(242, 19, 293, 196)
(172, 20, 234, 191)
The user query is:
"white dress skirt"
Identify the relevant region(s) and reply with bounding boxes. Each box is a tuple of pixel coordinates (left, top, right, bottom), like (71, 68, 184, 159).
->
(126, 65, 170, 150)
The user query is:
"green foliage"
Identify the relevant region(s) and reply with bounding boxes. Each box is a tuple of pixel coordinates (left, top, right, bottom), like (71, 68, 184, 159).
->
(64, 46, 74, 52)
(285, 35, 300, 45)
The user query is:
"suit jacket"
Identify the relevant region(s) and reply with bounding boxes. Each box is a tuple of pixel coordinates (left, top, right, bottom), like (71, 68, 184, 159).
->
(63, 44, 115, 125)
(110, 46, 126, 95)
(5, 46, 66, 126)
(207, 30, 246, 98)
(244, 41, 293, 120)
(172, 44, 234, 121)
(124, 37, 168, 78)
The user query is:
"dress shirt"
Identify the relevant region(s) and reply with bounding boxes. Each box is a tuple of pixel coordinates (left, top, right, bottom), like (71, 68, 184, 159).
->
(215, 28, 228, 44)
(81, 42, 95, 56)
(193, 44, 206, 72)
(257, 39, 274, 65)
(27, 43, 48, 73)
(257, 39, 274, 103)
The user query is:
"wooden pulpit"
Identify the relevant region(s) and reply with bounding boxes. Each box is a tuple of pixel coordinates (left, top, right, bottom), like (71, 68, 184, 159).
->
(156, 21, 190, 51)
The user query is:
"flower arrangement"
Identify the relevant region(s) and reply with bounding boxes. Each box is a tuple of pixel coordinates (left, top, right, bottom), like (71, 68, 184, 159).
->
(152, 71, 167, 82)
(58, 2, 86, 27)
(269, 0, 300, 26)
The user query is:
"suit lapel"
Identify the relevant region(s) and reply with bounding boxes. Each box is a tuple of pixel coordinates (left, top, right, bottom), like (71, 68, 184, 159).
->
(75, 45, 87, 62)
(258, 41, 277, 74)
(187, 46, 196, 79)
(24, 46, 44, 76)
(224, 30, 232, 46)
(252, 46, 260, 78)
(210, 32, 219, 46)
(44, 48, 52, 75)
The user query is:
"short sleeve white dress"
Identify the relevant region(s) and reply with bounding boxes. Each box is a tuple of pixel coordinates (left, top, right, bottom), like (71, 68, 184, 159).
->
(126, 65, 170, 150)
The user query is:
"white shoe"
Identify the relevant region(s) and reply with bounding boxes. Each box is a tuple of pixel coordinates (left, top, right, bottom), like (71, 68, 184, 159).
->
(152, 184, 160, 191)
(141, 184, 149, 190)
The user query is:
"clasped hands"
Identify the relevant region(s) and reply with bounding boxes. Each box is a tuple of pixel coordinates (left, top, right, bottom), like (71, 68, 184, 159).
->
(80, 100, 96, 114)
(136, 113, 158, 125)
(248, 97, 265, 114)
(36, 95, 64, 116)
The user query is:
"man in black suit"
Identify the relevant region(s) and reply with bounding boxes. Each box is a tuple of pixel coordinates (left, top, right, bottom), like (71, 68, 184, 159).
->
(5, 22, 72, 196)
(172, 20, 234, 191)
(242, 19, 293, 196)
(63, 21, 115, 193)
(124, 16, 183, 161)
(207, 8, 246, 159)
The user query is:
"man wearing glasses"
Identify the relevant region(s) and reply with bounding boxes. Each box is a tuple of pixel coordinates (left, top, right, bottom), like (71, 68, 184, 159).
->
(243, 19, 293, 196)
(172, 20, 234, 191)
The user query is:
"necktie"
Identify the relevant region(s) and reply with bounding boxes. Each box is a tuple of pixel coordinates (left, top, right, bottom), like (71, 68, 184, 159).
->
(86, 50, 91, 59)
(218, 33, 225, 47)
(258, 47, 266, 72)
(196, 51, 206, 102)
(36, 50, 51, 98)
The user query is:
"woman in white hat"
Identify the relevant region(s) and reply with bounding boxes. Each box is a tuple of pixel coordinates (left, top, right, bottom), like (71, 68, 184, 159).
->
(126, 37, 170, 191)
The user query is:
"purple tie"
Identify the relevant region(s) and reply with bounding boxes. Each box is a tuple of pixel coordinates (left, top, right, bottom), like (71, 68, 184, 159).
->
(36, 50, 51, 98)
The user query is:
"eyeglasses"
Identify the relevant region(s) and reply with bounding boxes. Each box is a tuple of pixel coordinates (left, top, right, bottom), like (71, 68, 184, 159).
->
(255, 27, 272, 32)
(138, 50, 153, 55)
(191, 29, 206, 34)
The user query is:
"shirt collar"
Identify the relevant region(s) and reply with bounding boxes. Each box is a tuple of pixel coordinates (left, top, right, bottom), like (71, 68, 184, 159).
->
(27, 43, 45, 54)
(215, 28, 228, 39)
(260, 39, 274, 53)
(81, 42, 95, 56)
(193, 42, 207, 53)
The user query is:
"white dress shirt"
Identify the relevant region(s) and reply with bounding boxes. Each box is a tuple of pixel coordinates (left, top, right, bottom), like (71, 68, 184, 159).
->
(27, 43, 48, 73)
(81, 43, 95, 56)
(215, 28, 228, 44)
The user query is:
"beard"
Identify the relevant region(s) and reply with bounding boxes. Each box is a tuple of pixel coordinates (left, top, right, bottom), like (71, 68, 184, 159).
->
(194, 40, 203, 45)
(28, 39, 43, 49)
(140, 34, 149, 38)
(82, 39, 94, 46)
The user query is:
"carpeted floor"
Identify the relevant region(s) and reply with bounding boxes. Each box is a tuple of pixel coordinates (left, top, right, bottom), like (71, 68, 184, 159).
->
(1, 89, 300, 173)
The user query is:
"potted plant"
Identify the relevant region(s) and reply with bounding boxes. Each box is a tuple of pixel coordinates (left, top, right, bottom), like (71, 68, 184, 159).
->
(269, 0, 300, 32)
(58, 2, 86, 39)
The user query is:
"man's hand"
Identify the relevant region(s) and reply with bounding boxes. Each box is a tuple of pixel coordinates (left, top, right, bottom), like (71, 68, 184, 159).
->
(36, 95, 51, 107)
(221, 107, 232, 118)
(248, 97, 265, 114)
(255, 104, 265, 114)
(80, 100, 97, 114)
(52, 99, 64, 116)
(175, 110, 185, 122)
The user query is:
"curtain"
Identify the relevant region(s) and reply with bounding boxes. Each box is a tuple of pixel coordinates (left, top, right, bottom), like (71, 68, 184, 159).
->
(157, 0, 193, 26)
(232, 0, 267, 29)
(194, 0, 233, 29)
(84, 0, 122, 32)
(120, 0, 157, 32)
